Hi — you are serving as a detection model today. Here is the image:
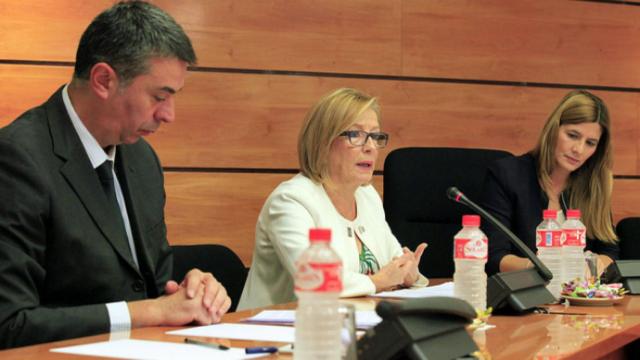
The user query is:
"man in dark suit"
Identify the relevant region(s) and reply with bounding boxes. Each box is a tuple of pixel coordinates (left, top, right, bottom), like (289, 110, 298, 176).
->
(0, 1, 230, 348)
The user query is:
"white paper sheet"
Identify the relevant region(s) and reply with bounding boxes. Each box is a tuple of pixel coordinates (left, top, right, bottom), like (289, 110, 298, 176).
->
(51, 339, 263, 360)
(372, 281, 455, 298)
(245, 310, 382, 329)
(167, 323, 296, 343)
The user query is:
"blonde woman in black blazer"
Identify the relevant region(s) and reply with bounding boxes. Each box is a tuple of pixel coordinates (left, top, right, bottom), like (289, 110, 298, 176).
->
(482, 90, 619, 276)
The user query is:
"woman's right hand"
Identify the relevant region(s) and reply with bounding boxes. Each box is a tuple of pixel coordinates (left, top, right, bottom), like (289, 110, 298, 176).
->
(369, 257, 412, 292)
(400, 243, 427, 287)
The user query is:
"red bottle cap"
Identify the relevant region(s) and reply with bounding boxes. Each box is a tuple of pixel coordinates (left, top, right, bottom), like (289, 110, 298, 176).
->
(566, 209, 581, 219)
(462, 215, 481, 226)
(543, 210, 558, 219)
(309, 228, 331, 242)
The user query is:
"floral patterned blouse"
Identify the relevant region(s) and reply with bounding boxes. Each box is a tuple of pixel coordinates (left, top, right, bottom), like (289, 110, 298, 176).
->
(359, 241, 381, 275)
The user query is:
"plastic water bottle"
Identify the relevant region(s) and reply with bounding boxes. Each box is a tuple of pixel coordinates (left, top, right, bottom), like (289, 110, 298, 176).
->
(453, 215, 488, 311)
(562, 209, 587, 283)
(536, 210, 564, 299)
(294, 228, 343, 360)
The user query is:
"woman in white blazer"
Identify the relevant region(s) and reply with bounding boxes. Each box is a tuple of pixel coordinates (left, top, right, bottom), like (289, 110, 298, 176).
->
(238, 88, 428, 310)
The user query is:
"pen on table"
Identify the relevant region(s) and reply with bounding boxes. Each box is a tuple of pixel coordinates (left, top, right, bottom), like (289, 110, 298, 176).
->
(547, 311, 588, 316)
(184, 337, 229, 350)
(245, 346, 279, 354)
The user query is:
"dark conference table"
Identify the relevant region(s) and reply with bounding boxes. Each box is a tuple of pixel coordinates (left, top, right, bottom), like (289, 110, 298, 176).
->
(2, 281, 640, 359)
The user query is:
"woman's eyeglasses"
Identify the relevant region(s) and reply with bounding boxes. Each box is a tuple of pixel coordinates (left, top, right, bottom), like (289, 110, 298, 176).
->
(339, 130, 389, 148)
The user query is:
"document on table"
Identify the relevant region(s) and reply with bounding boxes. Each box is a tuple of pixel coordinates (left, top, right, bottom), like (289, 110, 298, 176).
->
(372, 281, 455, 298)
(51, 339, 263, 360)
(245, 310, 382, 329)
(168, 323, 296, 343)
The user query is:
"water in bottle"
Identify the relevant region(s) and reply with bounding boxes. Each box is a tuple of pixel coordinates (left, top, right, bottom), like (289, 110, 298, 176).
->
(562, 209, 587, 283)
(536, 210, 563, 299)
(453, 215, 488, 311)
(294, 228, 343, 360)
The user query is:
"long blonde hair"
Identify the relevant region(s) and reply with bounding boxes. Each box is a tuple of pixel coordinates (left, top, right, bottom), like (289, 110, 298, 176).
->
(531, 90, 616, 242)
(298, 88, 380, 184)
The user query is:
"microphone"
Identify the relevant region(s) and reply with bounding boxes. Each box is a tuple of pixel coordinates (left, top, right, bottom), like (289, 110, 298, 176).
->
(446, 186, 555, 313)
(446, 187, 551, 281)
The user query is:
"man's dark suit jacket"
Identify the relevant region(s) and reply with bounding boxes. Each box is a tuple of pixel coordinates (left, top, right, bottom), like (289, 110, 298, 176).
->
(481, 153, 619, 276)
(0, 87, 173, 348)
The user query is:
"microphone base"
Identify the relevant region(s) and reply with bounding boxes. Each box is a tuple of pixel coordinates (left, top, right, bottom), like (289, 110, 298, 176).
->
(601, 260, 640, 294)
(487, 268, 556, 314)
(357, 297, 478, 360)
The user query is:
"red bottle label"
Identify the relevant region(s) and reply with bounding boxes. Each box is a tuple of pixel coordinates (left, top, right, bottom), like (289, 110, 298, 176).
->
(536, 230, 562, 247)
(295, 262, 343, 292)
(454, 237, 488, 260)
(564, 228, 586, 246)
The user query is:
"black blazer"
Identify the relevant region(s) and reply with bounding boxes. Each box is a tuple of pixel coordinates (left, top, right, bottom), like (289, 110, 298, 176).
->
(0, 87, 173, 348)
(481, 153, 619, 276)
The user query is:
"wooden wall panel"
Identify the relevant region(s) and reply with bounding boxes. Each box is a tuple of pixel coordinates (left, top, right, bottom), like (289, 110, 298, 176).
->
(166, 172, 639, 266)
(164, 172, 285, 265)
(612, 179, 640, 225)
(165, 172, 384, 265)
(0, 65, 71, 123)
(0, 1, 109, 62)
(2, 65, 638, 175)
(402, 0, 640, 87)
(2, 1, 640, 87)
(0, 0, 403, 75)
(162, 0, 403, 74)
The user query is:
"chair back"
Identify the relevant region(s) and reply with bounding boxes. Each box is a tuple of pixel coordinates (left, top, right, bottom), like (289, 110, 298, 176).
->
(384, 147, 512, 277)
(172, 244, 248, 312)
(617, 217, 640, 260)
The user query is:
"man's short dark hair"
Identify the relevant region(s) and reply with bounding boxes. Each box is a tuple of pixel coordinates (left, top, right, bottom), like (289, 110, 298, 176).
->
(74, 1, 196, 84)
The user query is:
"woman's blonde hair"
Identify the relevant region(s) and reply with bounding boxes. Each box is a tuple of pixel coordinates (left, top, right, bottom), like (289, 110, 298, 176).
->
(298, 88, 380, 184)
(531, 90, 616, 242)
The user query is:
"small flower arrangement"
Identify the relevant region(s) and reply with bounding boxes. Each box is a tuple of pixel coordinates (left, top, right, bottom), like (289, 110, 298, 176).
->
(561, 279, 627, 299)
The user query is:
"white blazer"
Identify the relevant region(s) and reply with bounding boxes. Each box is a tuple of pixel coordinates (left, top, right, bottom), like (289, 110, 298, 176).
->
(237, 174, 428, 310)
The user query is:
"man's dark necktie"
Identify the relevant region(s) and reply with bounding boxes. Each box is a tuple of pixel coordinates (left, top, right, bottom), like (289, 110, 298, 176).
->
(96, 160, 132, 258)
